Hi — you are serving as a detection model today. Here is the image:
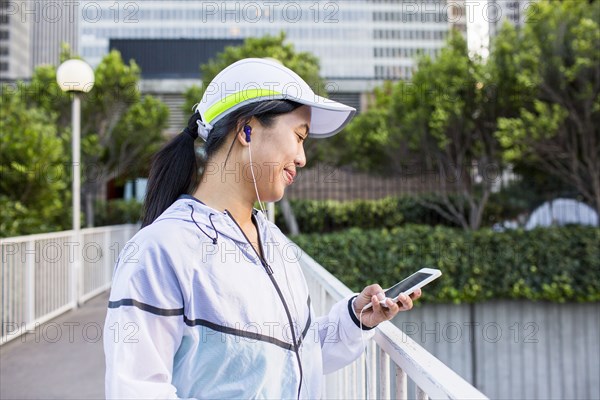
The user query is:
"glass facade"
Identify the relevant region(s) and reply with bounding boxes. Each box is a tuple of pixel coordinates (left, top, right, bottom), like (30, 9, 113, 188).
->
(79, 0, 463, 82)
(488, 0, 530, 38)
(0, 0, 31, 80)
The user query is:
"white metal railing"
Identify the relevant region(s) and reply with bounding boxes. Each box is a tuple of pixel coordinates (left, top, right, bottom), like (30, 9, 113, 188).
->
(2, 224, 488, 398)
(299, 250, 489, 400)
(0, 224, 138, 345)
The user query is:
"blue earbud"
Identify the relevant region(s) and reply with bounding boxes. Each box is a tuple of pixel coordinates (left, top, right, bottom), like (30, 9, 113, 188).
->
(244, 125, 252, 143)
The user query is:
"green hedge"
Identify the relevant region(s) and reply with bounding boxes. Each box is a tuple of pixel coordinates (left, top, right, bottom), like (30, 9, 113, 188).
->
(94, 199, 142, 227)
(274, 191, 590, 233)
(291, 225, 600, 304)
(275, 197, 458, 233)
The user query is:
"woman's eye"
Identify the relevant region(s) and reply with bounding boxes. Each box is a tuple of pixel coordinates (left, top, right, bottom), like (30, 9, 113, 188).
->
(296, 133, 305, 142)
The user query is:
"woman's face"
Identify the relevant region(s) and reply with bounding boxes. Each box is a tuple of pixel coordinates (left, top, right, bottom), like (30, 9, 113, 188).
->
(247, 105, 310, 202)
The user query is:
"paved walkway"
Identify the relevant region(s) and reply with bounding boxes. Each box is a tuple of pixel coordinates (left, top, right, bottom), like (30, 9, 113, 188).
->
(1, 291, 109, 399)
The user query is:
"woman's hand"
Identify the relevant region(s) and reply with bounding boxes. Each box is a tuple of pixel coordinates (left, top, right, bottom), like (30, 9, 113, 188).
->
(352, 284, 422, 329)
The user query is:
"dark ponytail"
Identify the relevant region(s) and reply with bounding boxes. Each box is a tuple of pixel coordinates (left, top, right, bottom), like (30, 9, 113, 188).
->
(141, 113, 201, 227)
(141, 100, 303, 227)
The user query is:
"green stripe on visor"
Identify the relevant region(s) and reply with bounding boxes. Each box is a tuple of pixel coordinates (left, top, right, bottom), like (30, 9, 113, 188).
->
(204, 89, 282, 124)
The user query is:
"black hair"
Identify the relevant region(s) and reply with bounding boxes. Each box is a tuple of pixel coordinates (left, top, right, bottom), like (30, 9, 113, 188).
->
(141, 99, 303, 227)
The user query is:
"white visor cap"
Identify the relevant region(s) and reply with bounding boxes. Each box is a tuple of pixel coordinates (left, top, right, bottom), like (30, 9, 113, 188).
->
(193, 58, 356, 141)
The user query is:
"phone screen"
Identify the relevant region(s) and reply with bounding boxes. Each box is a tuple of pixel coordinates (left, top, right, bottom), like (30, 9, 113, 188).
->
(384, 272, 432, 299)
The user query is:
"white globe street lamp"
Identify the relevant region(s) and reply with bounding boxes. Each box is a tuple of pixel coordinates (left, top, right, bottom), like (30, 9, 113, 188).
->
(56, 59, 94, 232)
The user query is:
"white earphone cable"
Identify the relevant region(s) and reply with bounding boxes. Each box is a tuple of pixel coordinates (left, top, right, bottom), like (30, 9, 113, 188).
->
(248, 141, 266, 215)
(251, 140, 374, 399)
(248, 142, 300, 318)
(359, 304, 371, 399)
(247, 142, 306, 397)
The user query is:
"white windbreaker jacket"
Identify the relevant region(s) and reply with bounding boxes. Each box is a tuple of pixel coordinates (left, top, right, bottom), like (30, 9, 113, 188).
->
(104, 195, 375, 399)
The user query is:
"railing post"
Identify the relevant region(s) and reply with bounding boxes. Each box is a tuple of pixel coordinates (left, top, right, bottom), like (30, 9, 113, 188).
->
(367, 340, 377, 399)
(395, 365, 408, 400)
(79, 232, 85, 303)
(350, 358, 358, 398)
(70, 231, 82, 308)
(379, 347, 390, 399)
(25, 239, 35, 324)
(416, 385, 429, 400)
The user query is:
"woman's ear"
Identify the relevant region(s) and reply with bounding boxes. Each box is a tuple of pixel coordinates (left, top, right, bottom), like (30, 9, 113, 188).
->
(235, 127, 250, 147)
(235, 118, 256, 147)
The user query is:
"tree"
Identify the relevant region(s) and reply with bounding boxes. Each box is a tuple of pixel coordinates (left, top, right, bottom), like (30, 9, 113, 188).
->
(109, 96, 169, 182)
(22, 48, 169, 227)
(386, 32, 507, 230)
(0, 86, 70, 236)
(336, 30, 532, 230)
(80, 50, 168, 225)
(495, 0, 600, 213)
(334, 82, 395, 173)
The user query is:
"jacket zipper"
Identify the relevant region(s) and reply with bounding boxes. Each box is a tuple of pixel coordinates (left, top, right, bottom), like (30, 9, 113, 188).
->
(224, 210, 303, 399)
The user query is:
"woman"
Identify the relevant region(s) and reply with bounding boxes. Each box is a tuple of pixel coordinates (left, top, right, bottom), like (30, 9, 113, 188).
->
(104, 58, 421, 399)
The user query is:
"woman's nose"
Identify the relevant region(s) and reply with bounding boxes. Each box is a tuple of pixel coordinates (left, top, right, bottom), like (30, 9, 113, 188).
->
(295, 144, 306, 168)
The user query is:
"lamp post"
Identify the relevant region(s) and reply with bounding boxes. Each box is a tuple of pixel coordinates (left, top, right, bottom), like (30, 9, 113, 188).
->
(57, 59, 94, 308)
(56, 59, 95, 232)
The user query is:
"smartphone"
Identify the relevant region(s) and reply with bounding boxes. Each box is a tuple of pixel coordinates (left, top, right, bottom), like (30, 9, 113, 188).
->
(362, 268, 442, 310)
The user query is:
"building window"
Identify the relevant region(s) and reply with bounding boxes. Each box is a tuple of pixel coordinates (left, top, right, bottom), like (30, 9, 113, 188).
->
(0, 62, 8, 71)
(0, 15, 8, 24)
(0, 46, 8, 56)
(0, 30, 8, 39)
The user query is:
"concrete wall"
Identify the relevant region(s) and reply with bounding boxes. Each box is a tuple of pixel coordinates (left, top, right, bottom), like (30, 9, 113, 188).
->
(391, 301, 600, 399)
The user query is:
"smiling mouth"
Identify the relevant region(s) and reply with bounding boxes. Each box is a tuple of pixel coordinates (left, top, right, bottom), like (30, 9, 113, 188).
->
(284, 169, 296, 184)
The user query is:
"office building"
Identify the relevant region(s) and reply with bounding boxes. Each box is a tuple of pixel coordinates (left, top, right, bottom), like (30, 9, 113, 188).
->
(0, 0, 31, 80)
(77, 0, 464, 132)
(29, 0, 79, 69)
(0, 1, 79, 80)
(488, 0, 531, 38)
(81, 1, 461, 81)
